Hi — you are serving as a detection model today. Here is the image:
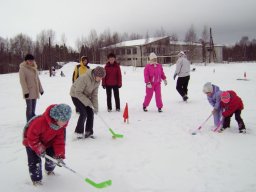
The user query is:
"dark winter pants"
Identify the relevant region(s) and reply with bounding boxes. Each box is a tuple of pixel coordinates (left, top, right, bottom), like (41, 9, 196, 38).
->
(71, 97, 94, 134)
(26, 99, 37, 122)
(222, 110, 245, 130)
(106, 86, 120, 110)
(176, 76, 190, 98)
(26, 147, 56, 182)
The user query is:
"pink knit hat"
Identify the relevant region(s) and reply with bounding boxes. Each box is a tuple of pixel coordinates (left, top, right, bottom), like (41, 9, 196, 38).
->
(221, 91, 231, 103)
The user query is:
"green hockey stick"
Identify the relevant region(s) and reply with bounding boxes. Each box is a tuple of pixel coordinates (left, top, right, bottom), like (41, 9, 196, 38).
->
(97, 113, 124, 139)
(85, 178, 112, 188)
(109, 128, 124, 138)
(45, 155, 112, 189)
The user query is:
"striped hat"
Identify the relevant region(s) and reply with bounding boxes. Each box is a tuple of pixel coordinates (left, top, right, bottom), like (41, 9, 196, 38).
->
(220, 91, 231, 103)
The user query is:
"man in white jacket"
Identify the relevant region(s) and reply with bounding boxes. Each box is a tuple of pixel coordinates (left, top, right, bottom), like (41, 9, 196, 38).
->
(173, 51, 191, 101)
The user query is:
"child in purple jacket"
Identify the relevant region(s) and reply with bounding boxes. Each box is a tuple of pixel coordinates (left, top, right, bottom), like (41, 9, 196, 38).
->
(203, 82, 222, 126)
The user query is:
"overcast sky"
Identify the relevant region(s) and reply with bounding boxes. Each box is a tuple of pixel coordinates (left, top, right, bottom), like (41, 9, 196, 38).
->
(1, 0, 255, 48)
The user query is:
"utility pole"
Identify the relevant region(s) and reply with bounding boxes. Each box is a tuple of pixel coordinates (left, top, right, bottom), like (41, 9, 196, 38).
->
(209, 28, 217, 63)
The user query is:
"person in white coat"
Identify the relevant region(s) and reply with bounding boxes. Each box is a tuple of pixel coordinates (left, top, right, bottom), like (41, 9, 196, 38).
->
(173, 51, 191, 101)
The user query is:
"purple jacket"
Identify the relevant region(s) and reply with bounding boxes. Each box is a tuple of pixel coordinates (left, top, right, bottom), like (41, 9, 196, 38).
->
(144, 63, 166, 84)
(207, 84, 222, 110)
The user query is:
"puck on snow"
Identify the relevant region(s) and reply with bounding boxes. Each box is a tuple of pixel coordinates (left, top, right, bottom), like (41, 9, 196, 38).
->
(191, 132, 196, 135)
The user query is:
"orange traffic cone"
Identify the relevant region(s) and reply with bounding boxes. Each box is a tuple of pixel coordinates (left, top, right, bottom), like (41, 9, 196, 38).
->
(123, 103, 129, 123)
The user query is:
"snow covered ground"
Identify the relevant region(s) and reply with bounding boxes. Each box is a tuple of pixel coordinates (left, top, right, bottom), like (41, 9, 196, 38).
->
(0, 61, 256, 192)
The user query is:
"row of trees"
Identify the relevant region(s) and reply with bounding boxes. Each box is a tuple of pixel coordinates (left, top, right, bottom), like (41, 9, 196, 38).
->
(223, 36, 256, 62)
(1, 26, 255, 74)
(0, 25, 209, 74)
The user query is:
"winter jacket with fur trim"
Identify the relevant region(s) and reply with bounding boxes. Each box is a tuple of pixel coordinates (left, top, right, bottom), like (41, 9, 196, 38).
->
(22, 105, 67, 158)
(19, 61, 43, 99)
(221, 90, 244, 117)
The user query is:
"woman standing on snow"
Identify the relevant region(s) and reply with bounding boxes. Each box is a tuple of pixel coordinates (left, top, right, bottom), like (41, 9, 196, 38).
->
(70, 66, 106, 139)
(19, 54, 44, 122)
(102, 53, 122, 112)
(143, 52, 167, 112)
(202, 82, 223, 126)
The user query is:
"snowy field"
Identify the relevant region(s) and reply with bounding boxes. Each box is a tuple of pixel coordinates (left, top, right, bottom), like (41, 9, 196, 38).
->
(0, 62, 256, 192)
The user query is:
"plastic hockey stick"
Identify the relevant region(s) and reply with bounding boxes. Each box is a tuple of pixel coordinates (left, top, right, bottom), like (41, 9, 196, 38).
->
(97, 113, 124, 139)
(109, 128, 124, 138)
(44, 155, 112, 189)
(191, 113, 213, 135)
(213, 119, 223, 132)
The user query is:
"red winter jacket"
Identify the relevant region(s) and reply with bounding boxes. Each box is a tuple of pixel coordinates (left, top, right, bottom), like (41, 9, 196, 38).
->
(221, 90, 244, 117)
(22, 105, 68, 158)
(102, 62, 122, 87)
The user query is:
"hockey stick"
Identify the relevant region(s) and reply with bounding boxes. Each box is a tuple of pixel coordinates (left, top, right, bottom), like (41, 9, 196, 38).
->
(44, 155, 112, 189)
(191, 113, 213, 135)
(97, 113, 124, 139)
(213, 118, 223, 132)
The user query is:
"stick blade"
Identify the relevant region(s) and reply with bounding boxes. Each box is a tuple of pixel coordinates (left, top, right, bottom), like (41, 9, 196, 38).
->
(85, 178, 112, 188)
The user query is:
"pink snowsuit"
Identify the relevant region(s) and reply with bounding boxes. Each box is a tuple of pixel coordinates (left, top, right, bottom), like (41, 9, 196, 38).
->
(143, 63, 166, 109)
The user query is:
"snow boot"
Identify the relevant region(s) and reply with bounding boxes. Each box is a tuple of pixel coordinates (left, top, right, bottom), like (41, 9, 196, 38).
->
(158, 108, 162, 112)
(143, 106, 148, 112)
(33, 180, 42, 186)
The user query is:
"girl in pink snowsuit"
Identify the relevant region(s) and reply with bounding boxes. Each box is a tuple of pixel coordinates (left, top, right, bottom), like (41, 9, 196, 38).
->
(143, 52, 167, 112)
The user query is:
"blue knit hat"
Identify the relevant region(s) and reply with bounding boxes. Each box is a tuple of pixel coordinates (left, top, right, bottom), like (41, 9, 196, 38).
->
(50, 104, 72, 122)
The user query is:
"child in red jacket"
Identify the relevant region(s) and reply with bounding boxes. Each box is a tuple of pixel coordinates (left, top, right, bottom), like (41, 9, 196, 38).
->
(220, 91, 246, 133)
(23, 104, 72, 185)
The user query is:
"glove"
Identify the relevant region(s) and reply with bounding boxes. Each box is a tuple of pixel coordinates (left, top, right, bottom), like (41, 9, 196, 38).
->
(146, 83, 152, 88)
(163, 79, 167, 86)
(24, 93, 29, 98)
(55, 157, 65, 167)
(91, 106, 98, 114)
(39, 151, 46, 158)
(212, 109, 217, 114)
(173, 73, 177, 80)
(102, 85, 106, 89)
(40, 91, 44, 95)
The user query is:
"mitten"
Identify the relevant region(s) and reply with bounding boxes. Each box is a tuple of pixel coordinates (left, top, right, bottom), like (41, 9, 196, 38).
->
(164, 79, 167, 86)
(146, 83, 152, 88)
(40, 91, 44, 95)
(39, 151, 46, 158)
(173, 73, 177, 80)
(55, 157, 65, 167)
(24, 93, 29, 98)
(102, 85, 106, 89)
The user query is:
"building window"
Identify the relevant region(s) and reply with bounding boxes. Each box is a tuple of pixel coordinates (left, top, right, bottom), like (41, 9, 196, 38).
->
(116, 49, 120, 55)
(121, 49, 125, 55)
(151, 48, 155, 53)
(127, 58, 131, 60)
(133, 48, 137, 54)
(127, 48, 131, 55)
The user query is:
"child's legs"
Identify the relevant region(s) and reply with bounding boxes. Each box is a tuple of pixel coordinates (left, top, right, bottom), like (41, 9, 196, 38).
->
(154, 84, 163, 109)
(143, 87, 154, 107)
(26, 147, 42, 182)
(45, 147, 56, 172)
(213, 109, 222, 126)
(234, 110, 245, 129)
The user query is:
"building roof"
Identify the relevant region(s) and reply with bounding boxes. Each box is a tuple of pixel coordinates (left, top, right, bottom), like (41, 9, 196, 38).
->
(102, 36, 168, 49)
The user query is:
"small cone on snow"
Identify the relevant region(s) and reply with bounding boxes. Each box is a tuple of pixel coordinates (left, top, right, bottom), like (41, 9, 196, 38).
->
(123, 103, 129, 123)
(244, 72, 247, 79)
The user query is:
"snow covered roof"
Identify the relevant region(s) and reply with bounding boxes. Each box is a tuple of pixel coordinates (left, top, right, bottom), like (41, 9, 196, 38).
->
(102, 36, 168, 49)
(170, 41, 202, 46)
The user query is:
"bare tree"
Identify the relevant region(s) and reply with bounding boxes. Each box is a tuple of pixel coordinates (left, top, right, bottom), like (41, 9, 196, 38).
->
(154, 26, 166, 37)
(10, 33, 33, 57)
(170, 33, 178, 41)
(184, 25, 197, 42)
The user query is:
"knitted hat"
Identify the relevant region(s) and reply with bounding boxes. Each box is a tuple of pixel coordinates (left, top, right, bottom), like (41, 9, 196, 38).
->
(149, 52, 157, 60)
(203, 82, 213, 93)
(24, 54, 35, 61)
(50, 104, 72, 122)
(93, 66, 106, 78)
(178, 51, 185, 57)
(220, 91, 231, 103)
